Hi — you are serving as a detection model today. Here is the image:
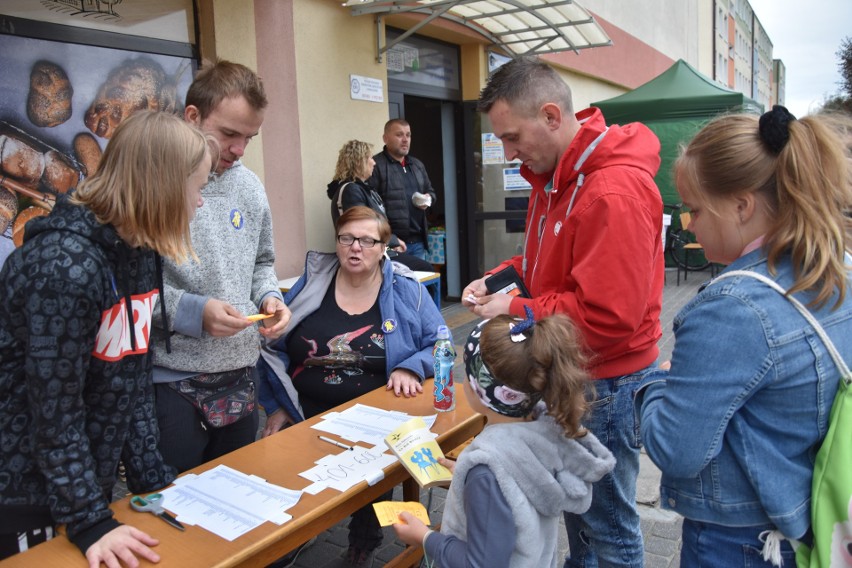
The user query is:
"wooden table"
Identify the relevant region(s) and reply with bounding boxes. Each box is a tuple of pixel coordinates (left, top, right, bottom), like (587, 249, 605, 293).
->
(1, 381, 482, 567)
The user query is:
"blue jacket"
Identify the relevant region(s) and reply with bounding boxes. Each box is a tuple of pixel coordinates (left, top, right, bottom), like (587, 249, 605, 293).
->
(637, 250, 852, 538)
(257, 251, 445, 421)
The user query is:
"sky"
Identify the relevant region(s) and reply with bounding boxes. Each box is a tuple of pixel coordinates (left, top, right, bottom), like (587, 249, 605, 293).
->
(748, 0, 851, 117)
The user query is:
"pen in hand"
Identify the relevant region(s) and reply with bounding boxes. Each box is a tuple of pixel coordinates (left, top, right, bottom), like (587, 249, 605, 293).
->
(318, 435, 354, 451)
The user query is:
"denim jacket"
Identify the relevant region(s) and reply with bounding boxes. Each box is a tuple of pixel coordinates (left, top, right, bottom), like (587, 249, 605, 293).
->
(637, 249, 852, 539)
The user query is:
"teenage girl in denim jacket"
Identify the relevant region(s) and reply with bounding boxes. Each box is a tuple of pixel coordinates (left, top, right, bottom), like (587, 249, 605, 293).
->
(636, 107, 852, 567)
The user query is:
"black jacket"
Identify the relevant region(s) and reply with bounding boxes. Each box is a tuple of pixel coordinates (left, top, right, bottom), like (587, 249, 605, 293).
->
(326, 178, 401, 249)
(0, 197, 175, 554)
(367, 148, 436, 247)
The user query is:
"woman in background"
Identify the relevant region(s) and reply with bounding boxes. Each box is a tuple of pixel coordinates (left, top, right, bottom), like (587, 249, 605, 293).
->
(327, 140, 433, 272)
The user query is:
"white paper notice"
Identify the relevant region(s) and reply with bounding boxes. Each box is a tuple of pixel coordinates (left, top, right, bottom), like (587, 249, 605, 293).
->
(312, 404, 437, 446)
(160, 465, 302, 541)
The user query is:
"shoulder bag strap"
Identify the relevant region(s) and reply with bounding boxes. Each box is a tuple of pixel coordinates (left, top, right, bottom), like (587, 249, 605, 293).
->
(336, 182, 352, 216)
(713, 270, 851, 383)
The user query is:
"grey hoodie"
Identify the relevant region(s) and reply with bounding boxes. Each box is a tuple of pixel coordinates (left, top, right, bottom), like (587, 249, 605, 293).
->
(436, 413, 615, 567)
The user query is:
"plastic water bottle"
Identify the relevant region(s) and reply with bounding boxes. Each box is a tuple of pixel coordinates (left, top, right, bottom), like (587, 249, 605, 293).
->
(433, 325, 455, 412)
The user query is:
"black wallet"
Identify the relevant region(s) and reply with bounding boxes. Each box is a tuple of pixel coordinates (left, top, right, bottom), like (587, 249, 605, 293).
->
(485, 266, 530, 298)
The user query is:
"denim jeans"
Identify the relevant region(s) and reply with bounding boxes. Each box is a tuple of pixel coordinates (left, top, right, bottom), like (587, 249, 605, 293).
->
(680, 519, 795, 567)
(405, 241, 427, 260)
(564, 365, 655, 568)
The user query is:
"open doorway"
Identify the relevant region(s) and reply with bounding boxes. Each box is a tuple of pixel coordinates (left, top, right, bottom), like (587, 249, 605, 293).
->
(394, 94, 463, 299)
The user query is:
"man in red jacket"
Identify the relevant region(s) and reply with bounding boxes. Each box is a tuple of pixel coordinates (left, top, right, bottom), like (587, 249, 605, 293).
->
(463, 57, 664, 568)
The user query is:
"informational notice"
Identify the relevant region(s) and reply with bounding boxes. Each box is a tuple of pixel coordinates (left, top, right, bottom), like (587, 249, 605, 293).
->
(503, 167, 533, 191)
(350, 74, 384, 103)
(481, 132, 506, 165)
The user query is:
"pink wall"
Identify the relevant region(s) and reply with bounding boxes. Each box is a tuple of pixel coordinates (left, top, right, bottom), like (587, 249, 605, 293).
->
(254, 0, 306, 279)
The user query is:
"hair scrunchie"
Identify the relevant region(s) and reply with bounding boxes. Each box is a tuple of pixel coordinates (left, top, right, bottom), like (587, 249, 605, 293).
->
(758, 105, 797, 154)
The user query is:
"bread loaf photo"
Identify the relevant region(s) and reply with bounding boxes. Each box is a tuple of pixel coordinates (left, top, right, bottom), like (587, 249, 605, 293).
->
(27, 60, 73, 127)
(73, 132, 103, 176)
(0, 187, 17, 235)
(12, 206, 48, 247)
(0, 134, 45, 186)
(42, 150, 80, 194)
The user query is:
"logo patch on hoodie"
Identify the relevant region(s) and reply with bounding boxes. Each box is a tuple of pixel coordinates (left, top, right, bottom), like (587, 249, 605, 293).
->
(554, 221, 562, 236)
(230, 209, 244, 230)
(92, 290, 158, 361)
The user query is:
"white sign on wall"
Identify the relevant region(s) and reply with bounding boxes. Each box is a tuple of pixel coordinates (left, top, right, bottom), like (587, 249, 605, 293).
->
(350, 74, 384, 103)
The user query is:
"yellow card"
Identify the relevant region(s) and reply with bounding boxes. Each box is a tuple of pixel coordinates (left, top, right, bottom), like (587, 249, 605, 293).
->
(246, 313, 273, 322)
(372, 501, 431, 527)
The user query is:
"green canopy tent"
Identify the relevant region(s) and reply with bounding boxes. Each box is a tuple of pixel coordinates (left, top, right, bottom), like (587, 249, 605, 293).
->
(592, 59, 763, 206)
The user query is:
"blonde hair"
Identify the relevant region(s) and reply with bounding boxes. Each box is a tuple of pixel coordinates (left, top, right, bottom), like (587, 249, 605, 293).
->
(72, 110, 211, 262)
(480, 313, 591, 438)
(333, 140, 373, 181)
(676, 112, 852, 308)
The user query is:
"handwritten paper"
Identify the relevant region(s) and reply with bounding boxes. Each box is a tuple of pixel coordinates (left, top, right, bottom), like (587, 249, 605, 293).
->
(159, 465, 302, 541)
(372, 501, 431, 527)
(299, 445, 396, 492)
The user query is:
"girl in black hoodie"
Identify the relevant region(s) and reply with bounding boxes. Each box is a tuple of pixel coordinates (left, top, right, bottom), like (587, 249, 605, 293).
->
(0, 110, 212, 566)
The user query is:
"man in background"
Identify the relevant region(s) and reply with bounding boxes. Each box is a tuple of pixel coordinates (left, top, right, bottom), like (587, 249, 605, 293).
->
(368, 119, 437, 260)
(463, 56, 664, 568)
(153, 60, 290, 473)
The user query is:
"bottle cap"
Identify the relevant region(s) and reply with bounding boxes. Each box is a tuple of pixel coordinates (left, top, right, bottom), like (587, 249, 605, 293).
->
(437, 324, 450, 339)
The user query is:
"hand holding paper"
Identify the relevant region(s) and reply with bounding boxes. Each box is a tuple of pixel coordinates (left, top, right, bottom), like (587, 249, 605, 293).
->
(373, 501, 430, 527)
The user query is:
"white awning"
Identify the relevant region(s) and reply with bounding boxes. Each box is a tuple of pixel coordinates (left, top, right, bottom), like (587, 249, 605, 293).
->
(344, 0, 612, 61)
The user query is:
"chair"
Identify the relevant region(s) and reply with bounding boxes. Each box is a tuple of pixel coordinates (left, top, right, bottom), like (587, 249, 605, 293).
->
(675, 212, 719, 284)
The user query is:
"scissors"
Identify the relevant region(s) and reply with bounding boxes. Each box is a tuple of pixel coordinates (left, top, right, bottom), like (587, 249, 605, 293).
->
(130, 493, 185, 531)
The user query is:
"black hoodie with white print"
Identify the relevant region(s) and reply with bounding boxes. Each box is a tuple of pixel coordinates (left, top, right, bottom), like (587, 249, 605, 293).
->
(0, 196, 175, 554)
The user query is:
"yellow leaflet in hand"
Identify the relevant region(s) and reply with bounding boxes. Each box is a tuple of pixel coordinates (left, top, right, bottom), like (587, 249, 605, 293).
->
(372, 501, 430, 527)
(246, 313, 273, 322)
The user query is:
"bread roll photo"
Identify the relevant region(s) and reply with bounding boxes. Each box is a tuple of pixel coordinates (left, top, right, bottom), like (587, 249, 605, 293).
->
(27, 60, 73, 127)
(73, 132, 102, 176)
(12, 206, 48, 248)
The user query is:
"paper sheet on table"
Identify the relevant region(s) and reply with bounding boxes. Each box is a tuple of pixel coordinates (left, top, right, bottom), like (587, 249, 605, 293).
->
(160, 465, 302, 541)
(312, 404, 437, 446)
(372, 501, 431, 527)
(299, 444, 397, 492)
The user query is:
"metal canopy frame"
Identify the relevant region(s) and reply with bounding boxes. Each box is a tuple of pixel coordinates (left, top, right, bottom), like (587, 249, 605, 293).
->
(344, 0, 612, 62)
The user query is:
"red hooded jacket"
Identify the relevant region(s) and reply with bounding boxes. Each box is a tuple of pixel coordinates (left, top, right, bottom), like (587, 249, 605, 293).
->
(490, 107, 664, 379)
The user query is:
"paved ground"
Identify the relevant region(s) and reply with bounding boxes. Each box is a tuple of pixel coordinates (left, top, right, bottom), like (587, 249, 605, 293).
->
(114, 266, 710, 567)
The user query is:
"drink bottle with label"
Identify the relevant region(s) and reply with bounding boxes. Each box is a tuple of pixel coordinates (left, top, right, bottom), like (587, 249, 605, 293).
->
(433, 325, 455, 412)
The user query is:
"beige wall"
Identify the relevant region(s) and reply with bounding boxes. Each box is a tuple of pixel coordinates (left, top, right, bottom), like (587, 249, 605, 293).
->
(292, 1, 392, 259)
(210, 0, 265, 182)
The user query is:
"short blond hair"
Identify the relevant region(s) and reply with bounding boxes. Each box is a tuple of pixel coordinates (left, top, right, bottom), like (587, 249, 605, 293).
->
(72, 110, 211, 262)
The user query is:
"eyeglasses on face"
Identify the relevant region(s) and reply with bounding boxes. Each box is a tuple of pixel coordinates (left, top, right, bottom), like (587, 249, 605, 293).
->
(337, 234, 383, 248)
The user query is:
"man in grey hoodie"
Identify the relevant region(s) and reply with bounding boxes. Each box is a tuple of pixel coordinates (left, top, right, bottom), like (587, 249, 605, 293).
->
(152, 60, 290, 472)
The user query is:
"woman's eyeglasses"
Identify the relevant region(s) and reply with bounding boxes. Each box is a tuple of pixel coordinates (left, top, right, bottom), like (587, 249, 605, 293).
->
(337, 234, 383, 248)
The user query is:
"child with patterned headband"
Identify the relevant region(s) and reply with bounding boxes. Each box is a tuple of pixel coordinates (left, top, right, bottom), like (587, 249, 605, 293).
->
(393, 308, 616, 567)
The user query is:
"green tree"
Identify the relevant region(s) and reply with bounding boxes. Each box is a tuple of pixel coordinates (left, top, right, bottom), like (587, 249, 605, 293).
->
(838, 36, 852, 98)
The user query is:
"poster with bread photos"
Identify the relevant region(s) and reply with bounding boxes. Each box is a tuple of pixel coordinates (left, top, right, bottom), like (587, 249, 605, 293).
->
(0, 32, 194, 267)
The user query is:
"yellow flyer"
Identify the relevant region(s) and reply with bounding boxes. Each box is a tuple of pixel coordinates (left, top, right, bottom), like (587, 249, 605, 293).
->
(372, 501, 431, 527)
(384, 416, 453, 488)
